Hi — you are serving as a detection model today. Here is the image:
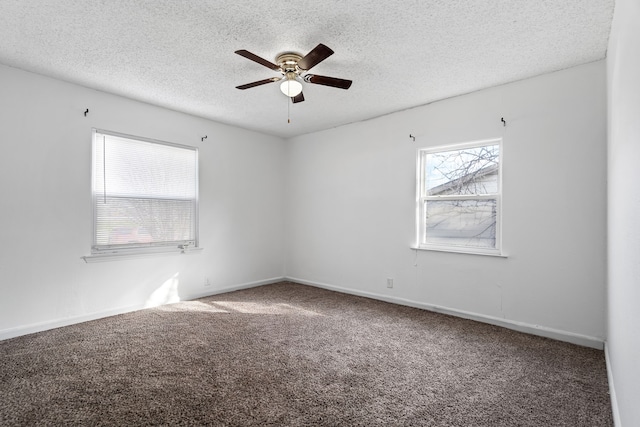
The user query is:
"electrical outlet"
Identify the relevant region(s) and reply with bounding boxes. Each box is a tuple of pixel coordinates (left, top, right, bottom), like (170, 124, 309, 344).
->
(204, 277, 211, 287)
(387, 278, 394, 288)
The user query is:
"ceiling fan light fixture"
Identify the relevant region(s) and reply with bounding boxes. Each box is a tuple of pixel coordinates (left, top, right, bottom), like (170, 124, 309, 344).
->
(280, 74, 303, 97)
(235, 44, 352, 103)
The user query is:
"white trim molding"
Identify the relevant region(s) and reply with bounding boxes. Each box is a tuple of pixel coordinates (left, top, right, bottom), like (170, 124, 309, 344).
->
(286, 276, 605, 350)
(0, 276, 285, 342)
(82, 246, 204, 263)
(605, 342, 622, 426)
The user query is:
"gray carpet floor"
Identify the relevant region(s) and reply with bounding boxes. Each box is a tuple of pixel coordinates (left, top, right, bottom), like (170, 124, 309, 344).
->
(0, 281, 612, 426)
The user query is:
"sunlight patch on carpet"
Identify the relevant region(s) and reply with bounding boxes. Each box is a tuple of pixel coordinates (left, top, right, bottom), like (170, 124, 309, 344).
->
(211, 301, 322, 316)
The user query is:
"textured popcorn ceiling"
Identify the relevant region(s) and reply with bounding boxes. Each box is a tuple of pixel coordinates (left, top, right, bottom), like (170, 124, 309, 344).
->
(0, 0, 614, 138)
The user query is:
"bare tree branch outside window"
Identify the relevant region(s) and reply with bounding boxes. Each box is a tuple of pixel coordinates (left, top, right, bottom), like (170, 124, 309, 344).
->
(419, 143, 500, 251)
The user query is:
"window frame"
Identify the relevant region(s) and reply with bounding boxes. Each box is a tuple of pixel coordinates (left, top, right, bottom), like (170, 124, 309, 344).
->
(90, 128, 199, 256)
(416, 138, 503, 256)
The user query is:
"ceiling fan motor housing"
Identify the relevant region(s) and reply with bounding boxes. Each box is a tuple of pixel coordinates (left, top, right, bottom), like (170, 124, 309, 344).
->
(276, 52, 302, 74)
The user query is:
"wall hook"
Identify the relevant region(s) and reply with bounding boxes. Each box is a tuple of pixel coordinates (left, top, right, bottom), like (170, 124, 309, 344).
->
(84, 109, 89, 117)
(201, 135, 207, 142)
(501, 117, 506, 127)
(409, 134, 416, 142)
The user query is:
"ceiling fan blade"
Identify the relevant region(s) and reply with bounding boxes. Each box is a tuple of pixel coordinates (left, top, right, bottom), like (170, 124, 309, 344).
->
(304, 74, 352, 90)
(236, 77, 280, 90)
(235, 50, 281, 71)
(291, 92, 305, 103)
(297, 44, 334, 71)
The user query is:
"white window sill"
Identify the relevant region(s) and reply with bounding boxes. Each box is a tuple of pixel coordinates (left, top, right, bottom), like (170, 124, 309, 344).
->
(410, 246, 508, 258)
(82, 247, 204, 263)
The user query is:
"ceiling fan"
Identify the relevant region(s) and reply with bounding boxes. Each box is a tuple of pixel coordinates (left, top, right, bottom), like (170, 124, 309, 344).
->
(234, 43, 352, 103)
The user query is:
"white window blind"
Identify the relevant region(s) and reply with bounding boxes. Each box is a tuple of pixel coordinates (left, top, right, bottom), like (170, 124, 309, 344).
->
(92, 130, 198, 253)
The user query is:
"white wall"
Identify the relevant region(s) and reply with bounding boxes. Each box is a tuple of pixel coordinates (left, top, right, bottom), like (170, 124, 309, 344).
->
(607, 0, 640, 424)
(0, 56, 610, 356)
(286, 61, 607, 348)
(0, 64, 286, 339)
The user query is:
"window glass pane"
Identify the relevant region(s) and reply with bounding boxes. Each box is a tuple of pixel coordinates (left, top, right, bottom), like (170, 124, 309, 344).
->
(95, 197, 195, 248)
(424, 199, 497, 249)
(426, 144, 499, 195)
(93, 131, 198, 252)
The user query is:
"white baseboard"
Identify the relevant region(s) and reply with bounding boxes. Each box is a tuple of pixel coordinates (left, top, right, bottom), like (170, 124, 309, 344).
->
(604, 342, 622, 426)
(0, 276, 284, 342)
(286, 276, 605, 350)
(182, 276, 284, 301)
(3, 275, 605, 351)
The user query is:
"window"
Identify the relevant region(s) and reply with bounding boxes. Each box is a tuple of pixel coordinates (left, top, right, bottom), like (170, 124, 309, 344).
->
(92, 129, 198, 254)
(417, 139, 501, 255)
